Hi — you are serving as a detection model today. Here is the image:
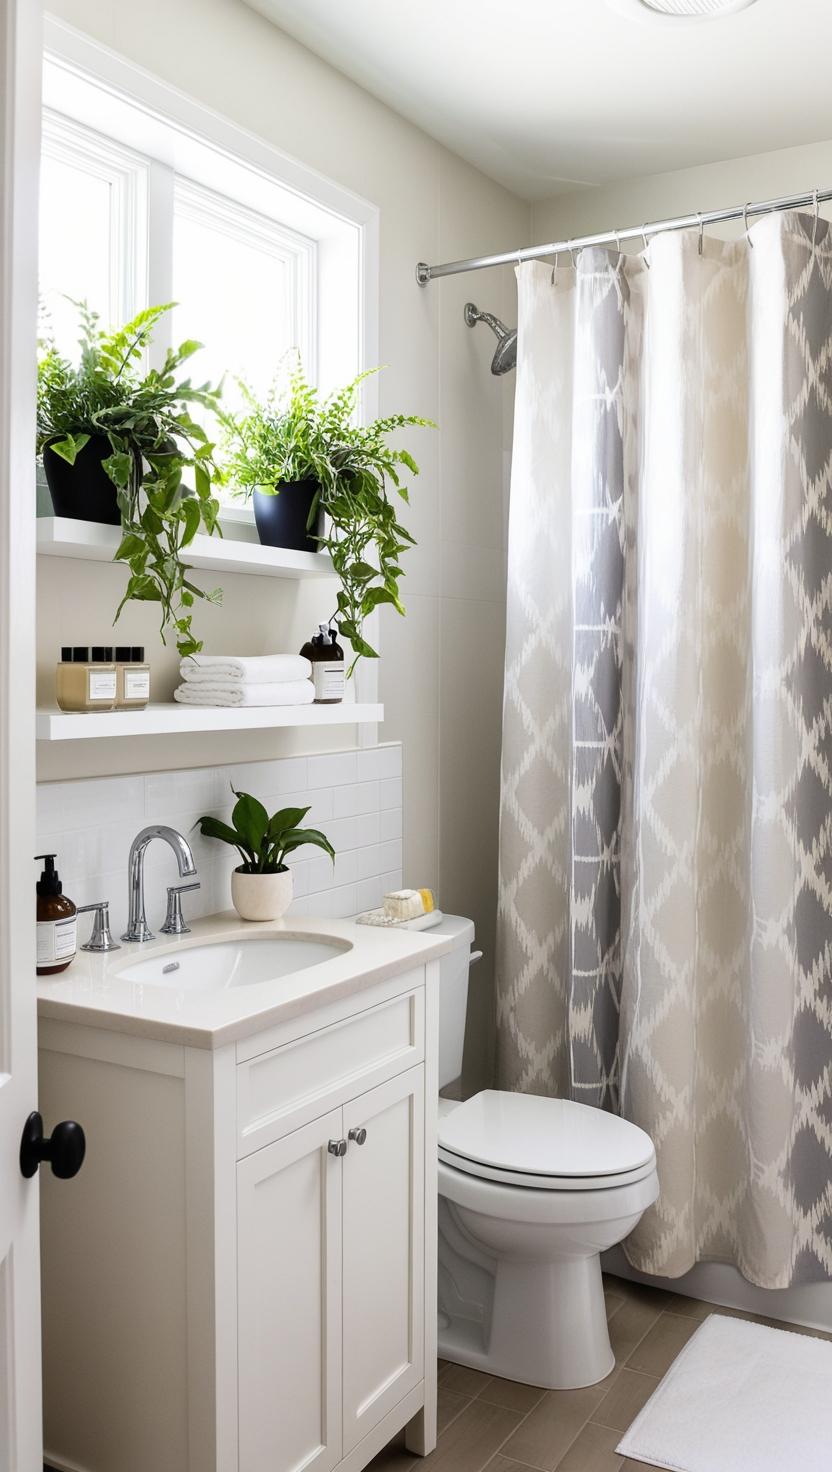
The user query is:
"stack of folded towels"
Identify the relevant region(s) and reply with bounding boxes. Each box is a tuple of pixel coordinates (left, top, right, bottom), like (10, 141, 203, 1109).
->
(174, 653, 315, 707)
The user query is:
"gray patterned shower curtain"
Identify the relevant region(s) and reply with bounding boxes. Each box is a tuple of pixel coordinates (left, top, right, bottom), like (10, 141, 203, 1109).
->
(496, 212, 832, 1288)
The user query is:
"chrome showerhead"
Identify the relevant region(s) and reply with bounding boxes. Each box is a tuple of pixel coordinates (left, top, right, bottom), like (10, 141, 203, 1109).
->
(464, 302, 517, 376)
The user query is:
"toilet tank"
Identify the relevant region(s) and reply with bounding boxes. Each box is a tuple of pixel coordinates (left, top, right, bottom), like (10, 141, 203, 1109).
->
(429, 914, 476, 1088)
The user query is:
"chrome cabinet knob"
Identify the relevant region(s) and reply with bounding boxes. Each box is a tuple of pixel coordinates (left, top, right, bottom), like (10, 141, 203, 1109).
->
(348, 1127, 367, 1146)
(328, 1139, 347, 1157)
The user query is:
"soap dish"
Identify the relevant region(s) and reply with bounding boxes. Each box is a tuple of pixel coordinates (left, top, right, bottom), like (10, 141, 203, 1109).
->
(356, 908, 444, 932)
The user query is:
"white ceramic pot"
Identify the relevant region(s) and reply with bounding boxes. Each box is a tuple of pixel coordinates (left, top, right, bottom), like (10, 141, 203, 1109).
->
(230, 866, 293, 922)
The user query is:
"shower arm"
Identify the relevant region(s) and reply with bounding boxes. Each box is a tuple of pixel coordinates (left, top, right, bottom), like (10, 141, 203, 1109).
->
(463, 303, 512, 342)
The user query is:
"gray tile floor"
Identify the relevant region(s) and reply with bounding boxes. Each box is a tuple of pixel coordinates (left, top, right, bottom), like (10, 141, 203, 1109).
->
(370, 1274, 831, 1472)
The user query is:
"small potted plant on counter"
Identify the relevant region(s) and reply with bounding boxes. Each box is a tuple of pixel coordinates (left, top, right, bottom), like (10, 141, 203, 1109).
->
(196, 786, 335, 921)
(37, 300, 224, 657)
(221, 357, 434, 670)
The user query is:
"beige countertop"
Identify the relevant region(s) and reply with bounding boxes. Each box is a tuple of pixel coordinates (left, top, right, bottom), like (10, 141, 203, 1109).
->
(36, 911, 455, 1049)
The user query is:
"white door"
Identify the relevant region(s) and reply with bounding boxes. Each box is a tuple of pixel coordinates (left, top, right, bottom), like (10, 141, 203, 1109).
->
(237, 1109, 344, 1472)
(0, 2, 44, 1469)
(342, 1066, 425, 1456)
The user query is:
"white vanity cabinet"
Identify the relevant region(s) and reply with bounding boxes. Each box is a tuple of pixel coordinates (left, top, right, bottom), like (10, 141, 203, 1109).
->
(38, 959, 440, 1472)
(237, 1068, 425, 1472)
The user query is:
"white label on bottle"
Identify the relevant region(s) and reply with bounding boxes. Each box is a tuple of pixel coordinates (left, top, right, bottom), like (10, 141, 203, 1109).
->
(88, 669, 117, 702)
(124, 669, 150, 701)
(37, 917, 77, 965)
(313, 661, 345, 701)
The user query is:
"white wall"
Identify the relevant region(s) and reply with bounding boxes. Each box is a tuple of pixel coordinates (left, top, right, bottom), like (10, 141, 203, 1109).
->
(532, 134, 832, 246)
(41, 0, 529, 1090)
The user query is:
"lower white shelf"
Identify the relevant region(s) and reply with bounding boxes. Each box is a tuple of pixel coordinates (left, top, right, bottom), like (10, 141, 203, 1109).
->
(36, 702, 384, 741)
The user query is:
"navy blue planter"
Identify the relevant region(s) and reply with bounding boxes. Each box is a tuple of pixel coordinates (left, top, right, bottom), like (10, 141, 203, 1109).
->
(253, 481, 323, 553)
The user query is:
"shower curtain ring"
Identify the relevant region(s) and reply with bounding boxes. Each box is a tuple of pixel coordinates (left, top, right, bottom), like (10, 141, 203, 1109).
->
(569, 243, 579, 269)
(641, 224, 652, 268)
(550, 250, 559, 287)
(744, 201, 755, 247)
(697, 212, 705, 256)
(813, 187, 820, 248)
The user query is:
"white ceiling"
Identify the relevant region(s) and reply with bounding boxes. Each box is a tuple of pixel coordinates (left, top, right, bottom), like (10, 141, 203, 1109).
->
(245, 0, 832, 201)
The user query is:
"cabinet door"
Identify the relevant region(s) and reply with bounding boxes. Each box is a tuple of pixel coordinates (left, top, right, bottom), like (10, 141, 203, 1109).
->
(342, 1066, 425, 1454)
(237, 1108, 343, 1472)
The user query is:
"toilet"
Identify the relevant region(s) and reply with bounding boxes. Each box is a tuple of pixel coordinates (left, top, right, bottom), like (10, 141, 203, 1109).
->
(433, 916, 659, 1390)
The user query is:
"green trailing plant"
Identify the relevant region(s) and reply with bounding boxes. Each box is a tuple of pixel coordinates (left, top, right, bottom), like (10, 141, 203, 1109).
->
(195, 786, 335, 874)
(221, 359, 434, 672)
(37, 300, 223, 657)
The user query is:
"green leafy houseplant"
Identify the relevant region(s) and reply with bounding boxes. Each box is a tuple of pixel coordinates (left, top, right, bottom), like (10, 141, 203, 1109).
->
(196, 787, 335, 874)
(37, 301, 223, 657)
(221, 360, 434, 672)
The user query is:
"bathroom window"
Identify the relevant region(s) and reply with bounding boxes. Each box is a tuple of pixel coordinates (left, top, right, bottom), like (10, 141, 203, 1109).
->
(39, 112, 315, 424)
(39, 113, 149, 361)
(39, 29, 376, 509)
(171, 180, 314, 420)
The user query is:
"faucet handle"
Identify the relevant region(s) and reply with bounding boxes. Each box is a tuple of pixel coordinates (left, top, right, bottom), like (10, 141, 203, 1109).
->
(77, 901, 121, 953)
(160, 880, 201, 937)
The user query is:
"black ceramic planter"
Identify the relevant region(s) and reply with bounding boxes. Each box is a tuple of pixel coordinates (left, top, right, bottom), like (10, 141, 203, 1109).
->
(42, 433, 121, 526)
(253, 481, 324, 553)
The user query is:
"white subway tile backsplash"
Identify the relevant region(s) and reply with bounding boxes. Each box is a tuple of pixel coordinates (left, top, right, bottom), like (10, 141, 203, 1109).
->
(221, 756, 308, 801)
(379, 778, 402, 811)
(357, 744, 403, 783)
(333, 780, 380, 818)
(379, 807, 403, 842)
(306, 751, 359, 789)
(145, 768, 218, 821)
(37, 744, 402, 932)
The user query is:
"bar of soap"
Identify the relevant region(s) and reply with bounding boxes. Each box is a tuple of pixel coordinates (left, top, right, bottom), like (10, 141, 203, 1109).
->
(384, 888, 433, 921)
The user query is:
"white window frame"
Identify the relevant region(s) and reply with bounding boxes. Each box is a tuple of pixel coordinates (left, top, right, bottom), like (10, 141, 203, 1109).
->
(40, 108, 149, 341)
(41, 14, 380, 483)
(169, 174, 316, 380)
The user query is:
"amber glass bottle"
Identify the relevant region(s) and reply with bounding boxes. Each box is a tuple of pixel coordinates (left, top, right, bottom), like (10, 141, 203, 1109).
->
(35, 854, 77, 976)
(300, 624, 345, 704)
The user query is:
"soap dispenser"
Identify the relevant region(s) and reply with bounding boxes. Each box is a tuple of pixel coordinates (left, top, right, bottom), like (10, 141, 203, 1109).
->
(35, 854, 77, 976)
(300, 623, 345, 704)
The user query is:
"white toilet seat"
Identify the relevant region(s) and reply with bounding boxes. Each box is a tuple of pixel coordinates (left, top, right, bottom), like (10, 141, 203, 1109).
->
(438, 1155, 659, 1225)
(438, 1088, 656, 1193)
(437, 1145, 657, 1191)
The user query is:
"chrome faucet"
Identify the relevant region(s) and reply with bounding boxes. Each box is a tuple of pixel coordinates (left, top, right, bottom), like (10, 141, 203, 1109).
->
(122, 825, 198, 943)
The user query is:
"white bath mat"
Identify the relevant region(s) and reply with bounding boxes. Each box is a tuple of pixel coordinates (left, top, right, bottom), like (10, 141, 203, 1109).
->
(617, 1312, 832, 1471)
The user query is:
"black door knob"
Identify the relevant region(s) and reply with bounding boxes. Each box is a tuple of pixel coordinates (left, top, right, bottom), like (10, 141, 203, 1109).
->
(20, 1111, 86, 1180)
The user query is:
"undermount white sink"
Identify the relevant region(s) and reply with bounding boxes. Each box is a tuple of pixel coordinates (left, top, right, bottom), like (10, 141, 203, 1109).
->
(116, 934, 349, 991)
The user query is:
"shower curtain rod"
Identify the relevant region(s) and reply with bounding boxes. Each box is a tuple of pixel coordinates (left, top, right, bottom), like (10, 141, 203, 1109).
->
(414, 184, 832, 285)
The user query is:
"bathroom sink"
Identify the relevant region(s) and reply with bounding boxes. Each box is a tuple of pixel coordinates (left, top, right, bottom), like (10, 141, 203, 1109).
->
(116, 934, 348, 991)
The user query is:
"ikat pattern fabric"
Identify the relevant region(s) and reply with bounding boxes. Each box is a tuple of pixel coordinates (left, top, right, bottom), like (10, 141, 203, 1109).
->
(496, 213, 832, 1286)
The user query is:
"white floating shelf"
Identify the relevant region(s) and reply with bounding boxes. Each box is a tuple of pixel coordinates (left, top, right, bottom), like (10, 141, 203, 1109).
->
(36, 703, 383, 742)
(37, 516, 335, 580)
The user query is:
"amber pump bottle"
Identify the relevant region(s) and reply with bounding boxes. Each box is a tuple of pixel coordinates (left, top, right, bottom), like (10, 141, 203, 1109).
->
(300, 623, 345, 704)
(35, 854, 77, 976)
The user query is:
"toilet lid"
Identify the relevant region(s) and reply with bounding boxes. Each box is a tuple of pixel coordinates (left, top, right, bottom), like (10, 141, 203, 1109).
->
(438, 1090, 655, 1191)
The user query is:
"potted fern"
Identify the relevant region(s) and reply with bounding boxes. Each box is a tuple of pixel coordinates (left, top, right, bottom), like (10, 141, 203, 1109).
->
(37, 301, 223, 657)
(221, 359, 434, 670)
(196, 786, 335, 921)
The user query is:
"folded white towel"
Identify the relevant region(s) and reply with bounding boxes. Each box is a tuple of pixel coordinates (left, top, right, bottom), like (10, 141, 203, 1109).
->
(174, 680, 315, 708)
(179, 654, 312, 684)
